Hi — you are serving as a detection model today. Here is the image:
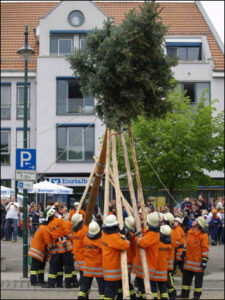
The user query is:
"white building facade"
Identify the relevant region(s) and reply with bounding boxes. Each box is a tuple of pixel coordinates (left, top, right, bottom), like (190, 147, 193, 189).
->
(1, 1, 224, 205)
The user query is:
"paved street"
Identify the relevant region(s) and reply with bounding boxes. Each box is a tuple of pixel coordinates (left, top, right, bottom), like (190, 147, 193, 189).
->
(1, 236, 224, 299)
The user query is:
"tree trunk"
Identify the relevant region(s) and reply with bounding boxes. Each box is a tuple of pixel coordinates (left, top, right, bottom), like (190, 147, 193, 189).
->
(111, 130, 130, 299)
(127, 125, 147, 229)
(84, 129, 107, 225)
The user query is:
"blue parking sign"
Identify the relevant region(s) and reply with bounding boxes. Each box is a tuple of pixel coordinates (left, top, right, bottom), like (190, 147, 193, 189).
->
(16, 149, 36, 170)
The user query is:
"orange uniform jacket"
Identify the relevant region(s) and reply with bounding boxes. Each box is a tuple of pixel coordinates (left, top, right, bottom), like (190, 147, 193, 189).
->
(83, 235, 103, 277)
(68, 209, 86, 221)
(135, 230, 160, 278)
(28, 224, 52, 262)
(132, 228, 148, 279)
(47, 217, 73, 254)
(151, 240, 172, 281)
(168, 228, 177, 271)
(101, 232, 130, 281)
(127, 233, 135, 274)
(174, 225, 185, 261)
(184, 228, 209, 273)
(72, 224, 88, 271)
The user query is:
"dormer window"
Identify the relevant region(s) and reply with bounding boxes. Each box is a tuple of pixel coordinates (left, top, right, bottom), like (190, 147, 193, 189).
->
(166, 42, 202, 61)
(68, 10, 85, 27)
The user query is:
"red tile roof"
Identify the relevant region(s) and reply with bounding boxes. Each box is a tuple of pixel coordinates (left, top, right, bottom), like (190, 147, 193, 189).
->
(1, 1, 224, 71)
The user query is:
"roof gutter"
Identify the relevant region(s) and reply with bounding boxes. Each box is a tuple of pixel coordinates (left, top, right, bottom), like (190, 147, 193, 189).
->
(195, 1, 224, 54)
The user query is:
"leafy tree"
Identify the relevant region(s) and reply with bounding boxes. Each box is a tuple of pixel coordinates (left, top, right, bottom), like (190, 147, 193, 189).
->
(68, 1, 177, 131)
(127, 88, 224, 211)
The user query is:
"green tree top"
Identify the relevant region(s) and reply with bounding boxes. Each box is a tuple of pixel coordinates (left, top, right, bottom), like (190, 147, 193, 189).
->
(68, 2, 177, 130)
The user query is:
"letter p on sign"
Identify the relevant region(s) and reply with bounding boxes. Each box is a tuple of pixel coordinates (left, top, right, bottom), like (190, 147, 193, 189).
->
(21, 151, 32, 167)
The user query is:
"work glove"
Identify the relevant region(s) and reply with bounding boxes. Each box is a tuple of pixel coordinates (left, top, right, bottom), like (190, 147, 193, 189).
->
(119, 227, 126, 235)
(125, 231, 132, 240)
(200, 257, 208, 271)
(134, 231, 141, 237)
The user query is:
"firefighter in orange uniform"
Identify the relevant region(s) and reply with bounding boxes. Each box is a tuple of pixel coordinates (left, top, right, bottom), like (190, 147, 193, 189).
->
(101, 214, 130, 300)
(78, 221, 104, 299)
(150, 225, 172, 300)
(71, 213, 88, 284)
(179, 217, 209, 299)
(162, 213, 178, 300)
(124, 216, 136, 299)
(135, 212, 160, 299)
(42, 207, 74, 288)
(28, 219, 52, 285)
(68, 202, 86, 221)
(174, 217, 185, 272)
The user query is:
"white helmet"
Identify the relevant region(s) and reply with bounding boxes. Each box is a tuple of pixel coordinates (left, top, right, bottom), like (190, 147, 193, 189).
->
(74, 202, 79, 207)
(104, 214, 119, 227)
(174, 217, 183, 224)
(147, 212, 160, 227)
(159, 213, 164, 219)
(88, 221, 100, 236)
(164, 213, 175, 225)
(196, 216, 207, 229)
(71, 213, 83, 226)
(160, 225, 171, 236)
(125, 216, 135, 231)
(46, 207, 56, 220)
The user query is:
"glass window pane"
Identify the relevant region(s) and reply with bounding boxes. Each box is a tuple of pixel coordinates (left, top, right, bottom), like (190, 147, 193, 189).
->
(68, 80, 83, 113)
(68, 127, 82, 160)
(57, 127, 67, 161)
(80, 36, 87, 50)
(187, 47, 201, 60)
(183, 82, 195, 103)
(68, 80, 82, 99)
(57, 80, 67, 114)
(166, 47, 177, 58)
(1, 85, 10, 105)
(196, 83, 210, 104)
(50, 36, 58, 54)
(84, 96, 94, 113)
(84, 127, 94, 160)
(59, 39, 72, 54)
(1, 131, 10, 164)
(177, 47, 187, 60)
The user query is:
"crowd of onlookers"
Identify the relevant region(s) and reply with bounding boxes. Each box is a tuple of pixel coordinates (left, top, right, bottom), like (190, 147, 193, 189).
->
(1, 194, 224, 245)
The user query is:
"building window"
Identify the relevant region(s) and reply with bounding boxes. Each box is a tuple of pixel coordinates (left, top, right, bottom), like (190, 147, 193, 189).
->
(0, 179, 11, 188)
(179, 82, 210, 104)
(166, 43, 202, 61)
(68, 10, 85, 27)
(50, 34, 87, 56)
(17, 84, 30, 119)
(57, 125, 94, 162)
(57, 78, 94, 114)
(1, 84, 11, 120)
(1, 129, 10, 165)
(16, 129, 30, 149)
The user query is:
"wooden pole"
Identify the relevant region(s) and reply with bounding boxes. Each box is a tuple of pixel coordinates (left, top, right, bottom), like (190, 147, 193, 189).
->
(111, 130, 130, 299)
(84, 129, 107, 225)
(120, 130, 152, 299)
(77, 163, 96, 214)
(109, 173, 133, 216)
(127, 125, 147, 230)
(103, 128, 111, 222)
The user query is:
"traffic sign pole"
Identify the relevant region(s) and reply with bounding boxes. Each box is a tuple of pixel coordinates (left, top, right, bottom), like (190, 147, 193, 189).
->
(23, 25, 29, 279)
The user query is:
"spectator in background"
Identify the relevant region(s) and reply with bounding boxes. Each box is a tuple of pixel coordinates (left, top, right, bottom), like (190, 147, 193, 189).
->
(220, 208, 224, 243)
(146, 198, 155, 211)
(188, 213, 195, 230)
(29, 204, 40, 235)
(181, 197, 191, 212)
(4, 195, 19, 242)
(209, 209, 222, 245)
(38, 211, 45, 223)
(62, 207, 69, 221)
(208, 198, 215, 212)
(1, 198, 7, 240)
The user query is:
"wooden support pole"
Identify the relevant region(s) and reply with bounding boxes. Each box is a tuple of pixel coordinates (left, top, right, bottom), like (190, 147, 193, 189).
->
(111, 130, 130, 300)
(120, 130, 152, 299)
(77, 163, 96, 214)
(128, 125, 147, 230)
(84, 129, 107, 225)
(103, 128, 111, 222)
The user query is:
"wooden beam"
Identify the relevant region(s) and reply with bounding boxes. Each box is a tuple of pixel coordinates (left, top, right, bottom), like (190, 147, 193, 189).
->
(103, 128, 111, 222)
(111, 130, 130, 299)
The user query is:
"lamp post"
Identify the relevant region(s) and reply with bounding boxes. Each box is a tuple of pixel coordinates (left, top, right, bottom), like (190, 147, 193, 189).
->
(17, 24, 35, 278)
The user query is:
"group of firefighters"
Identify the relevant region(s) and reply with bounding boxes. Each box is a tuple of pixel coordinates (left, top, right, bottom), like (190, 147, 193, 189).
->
(28, 201, 209, 299)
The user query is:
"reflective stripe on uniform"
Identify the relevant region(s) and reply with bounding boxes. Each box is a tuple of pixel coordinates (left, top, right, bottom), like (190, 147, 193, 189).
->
(184, 264, 202, 271)
(29, 247, 44, 256)
(182, 285, 191, 290)
(103, 269, 121, 273)
(85, 266, 102, 271)
(48, 274, 57, 279)
(130, 289, 136, 296)
(103, 274, 122, 279)
(30, 271, 38, 275)
(161, 293, 168, 298)
(38, 270, 44, 274)
(185, 260, 201, 265)
(28, 251, 43, 261)
(99, 295, 104, 299)
(152, 293, 158, 297)
(194, 288, 202, 292)
(202, 252, 208, 256)
(78, 291, 87, 297)
(57, 272, 63, 276)
(72, 271, 76, 275)
(84, 271, 103, 276)
(150, 274, 167, 280)
(168, 288, 175, 293)
(65, 274, 72, 278)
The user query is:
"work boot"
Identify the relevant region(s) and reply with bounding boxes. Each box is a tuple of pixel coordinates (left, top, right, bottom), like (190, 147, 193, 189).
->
(73, 275, 79, 288)
(41, 282, 55, 288)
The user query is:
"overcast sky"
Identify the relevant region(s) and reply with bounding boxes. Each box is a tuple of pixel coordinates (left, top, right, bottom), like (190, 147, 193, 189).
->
(201, 1, 224, 43)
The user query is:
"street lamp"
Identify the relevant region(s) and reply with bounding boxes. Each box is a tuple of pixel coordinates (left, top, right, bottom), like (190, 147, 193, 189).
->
(16, 24, 35, 278)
